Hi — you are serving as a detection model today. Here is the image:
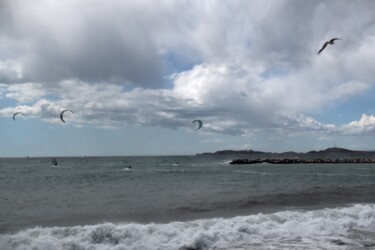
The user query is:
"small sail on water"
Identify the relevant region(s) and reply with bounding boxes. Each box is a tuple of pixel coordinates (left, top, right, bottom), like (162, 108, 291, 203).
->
(51, 157, 58, 166)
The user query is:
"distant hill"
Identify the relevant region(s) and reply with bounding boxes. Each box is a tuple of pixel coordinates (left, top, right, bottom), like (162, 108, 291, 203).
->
(198, 147, 375, 159)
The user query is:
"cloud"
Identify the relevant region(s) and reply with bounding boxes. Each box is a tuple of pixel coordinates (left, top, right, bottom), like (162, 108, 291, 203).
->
(0, 60, 23, 82)
(0, 65, 366, 137)
(1, 0, 375, 86)
(342, 114, 375, 134)
(287, 114, 336, 131)
(1, 0, 175, 86)
(0, 98, 61, 122)
(5, 83, 46, 103)
(1, 0, 375, 141)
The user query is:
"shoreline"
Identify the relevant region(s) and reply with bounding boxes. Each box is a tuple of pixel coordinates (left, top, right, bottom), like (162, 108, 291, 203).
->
(230, 158, 375, 164)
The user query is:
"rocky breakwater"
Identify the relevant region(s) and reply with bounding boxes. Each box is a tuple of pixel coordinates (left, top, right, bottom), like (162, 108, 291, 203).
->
(230, 158, 375, 165)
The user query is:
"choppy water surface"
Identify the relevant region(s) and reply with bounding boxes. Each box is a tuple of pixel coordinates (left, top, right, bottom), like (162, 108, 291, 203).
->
(1, 156, 375, 249)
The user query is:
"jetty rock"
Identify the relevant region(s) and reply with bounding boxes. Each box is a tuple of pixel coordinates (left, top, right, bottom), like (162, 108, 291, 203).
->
(229, 158, 375, 165)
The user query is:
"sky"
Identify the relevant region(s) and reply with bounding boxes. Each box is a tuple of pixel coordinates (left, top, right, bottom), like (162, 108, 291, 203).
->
(1, 0, 375, 157)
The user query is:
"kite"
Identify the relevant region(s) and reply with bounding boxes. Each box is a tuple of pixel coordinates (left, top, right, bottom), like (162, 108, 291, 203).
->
(192, 120, 203, 130)
(60, 109, 74, 123)
(13, 112, 24, 121)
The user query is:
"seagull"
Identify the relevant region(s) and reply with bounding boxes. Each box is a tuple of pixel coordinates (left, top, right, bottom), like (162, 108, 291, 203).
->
(317, 38, 342, 54)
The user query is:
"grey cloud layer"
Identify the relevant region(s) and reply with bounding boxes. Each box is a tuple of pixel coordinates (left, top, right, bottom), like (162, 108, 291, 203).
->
(1, 0, 375, 85)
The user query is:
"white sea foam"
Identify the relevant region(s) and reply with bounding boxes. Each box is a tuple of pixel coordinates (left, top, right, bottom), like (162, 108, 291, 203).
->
(1, 204, 375, 250)
(219, 160, 232, 165)
(234, 170, 272, 175)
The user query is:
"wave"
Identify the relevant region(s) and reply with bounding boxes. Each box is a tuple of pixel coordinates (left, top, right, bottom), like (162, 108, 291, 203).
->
(217, 160, 232, 165)
(152, 169, 191, 173)
(315, 173, 375, 177)
(234, 170, 272, 175)
(1, 204, 375, 250)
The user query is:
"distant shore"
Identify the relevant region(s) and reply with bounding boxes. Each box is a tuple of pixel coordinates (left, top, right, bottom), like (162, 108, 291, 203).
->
(230, 158, 375, 164)
(199, 147, 375, 165)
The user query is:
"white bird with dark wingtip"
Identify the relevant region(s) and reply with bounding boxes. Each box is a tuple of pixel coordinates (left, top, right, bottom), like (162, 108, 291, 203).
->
(317, 38, 342, 54)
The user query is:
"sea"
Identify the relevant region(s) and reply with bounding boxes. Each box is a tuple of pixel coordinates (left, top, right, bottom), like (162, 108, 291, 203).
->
(1, 155, 375, 250)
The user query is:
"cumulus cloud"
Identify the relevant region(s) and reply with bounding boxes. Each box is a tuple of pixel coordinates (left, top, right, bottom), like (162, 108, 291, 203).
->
(1, 0, 375, 140)
(287, 114, 336, 131)
(5, 83, 46, 103)
(342, 114, 375, 134)
(0, 98, 61, 122)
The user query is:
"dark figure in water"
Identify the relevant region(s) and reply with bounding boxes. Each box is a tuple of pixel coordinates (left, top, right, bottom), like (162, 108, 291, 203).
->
(52, 158, 58, 166)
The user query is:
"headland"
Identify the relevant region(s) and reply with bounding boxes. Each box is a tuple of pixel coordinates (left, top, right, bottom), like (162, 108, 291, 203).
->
(198, 147, 375, 164)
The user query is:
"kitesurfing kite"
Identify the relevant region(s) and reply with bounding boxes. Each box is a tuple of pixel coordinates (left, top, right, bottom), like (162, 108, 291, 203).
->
(13, 112, 24, 121)
(51, 157, 58, 166)
(317, 38, 342, 54)
(59, 109, 74, 123)
(192, 120, 203, 131)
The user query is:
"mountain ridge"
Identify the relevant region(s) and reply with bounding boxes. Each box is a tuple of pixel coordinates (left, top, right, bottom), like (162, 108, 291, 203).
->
(198, 147, 375, 159)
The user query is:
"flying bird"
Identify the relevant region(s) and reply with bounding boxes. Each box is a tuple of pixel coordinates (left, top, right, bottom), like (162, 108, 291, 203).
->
(60, 109, 74, 123)
(317, 38, 342, 54)
(192, 120, 203, 131)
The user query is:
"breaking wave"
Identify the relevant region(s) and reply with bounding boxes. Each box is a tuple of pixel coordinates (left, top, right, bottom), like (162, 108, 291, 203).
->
(1, 204, 375, 250)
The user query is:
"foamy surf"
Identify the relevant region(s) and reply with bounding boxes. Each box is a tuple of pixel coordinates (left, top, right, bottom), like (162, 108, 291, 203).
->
(1, 204, 375, 250)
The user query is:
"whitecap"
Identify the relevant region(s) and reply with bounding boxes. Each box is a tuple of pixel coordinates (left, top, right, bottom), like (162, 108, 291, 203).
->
(1, 204, 375, 250)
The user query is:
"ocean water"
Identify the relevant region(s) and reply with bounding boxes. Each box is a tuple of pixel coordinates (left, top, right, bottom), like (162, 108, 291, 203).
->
(1, 155, 375, 249)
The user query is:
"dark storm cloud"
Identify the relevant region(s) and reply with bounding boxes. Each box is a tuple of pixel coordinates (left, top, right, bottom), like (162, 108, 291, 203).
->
(0, 0, 166, 87)
(24, 27, 163, 87)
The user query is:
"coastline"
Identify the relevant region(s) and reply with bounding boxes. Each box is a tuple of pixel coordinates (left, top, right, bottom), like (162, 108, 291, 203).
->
(230, 158, 375, 164)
